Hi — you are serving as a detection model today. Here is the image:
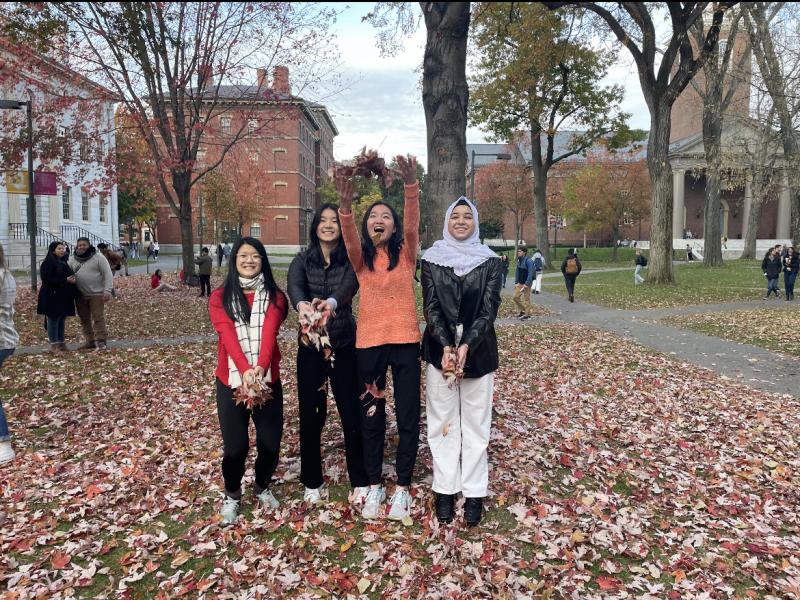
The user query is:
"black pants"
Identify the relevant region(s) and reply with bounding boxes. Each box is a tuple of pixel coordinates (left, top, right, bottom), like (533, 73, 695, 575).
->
(356, 343, 421, 486)
(216, 378, 284, 495)
(297, 345, 368, 489)
(564, 275, 577, 298)
(199, 274, 211, 296)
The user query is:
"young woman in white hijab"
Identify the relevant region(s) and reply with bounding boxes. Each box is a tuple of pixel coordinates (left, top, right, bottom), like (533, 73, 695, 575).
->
(420, 197, 502, 527)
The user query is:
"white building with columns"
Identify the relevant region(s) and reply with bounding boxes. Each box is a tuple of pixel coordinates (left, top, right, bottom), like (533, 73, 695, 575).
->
(0, 40, 119, 270)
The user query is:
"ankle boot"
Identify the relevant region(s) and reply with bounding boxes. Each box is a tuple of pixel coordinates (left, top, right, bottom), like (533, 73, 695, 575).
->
(464, 497, 483, 527)
(435, 493, 454, 524)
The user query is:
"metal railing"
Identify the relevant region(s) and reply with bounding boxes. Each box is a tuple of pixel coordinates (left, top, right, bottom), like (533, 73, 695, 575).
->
(61, 224, 121, 251)
(8, 223, 73, 250)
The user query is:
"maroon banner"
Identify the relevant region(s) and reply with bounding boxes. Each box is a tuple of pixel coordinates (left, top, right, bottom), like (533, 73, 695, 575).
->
(34, 171, 57, 195)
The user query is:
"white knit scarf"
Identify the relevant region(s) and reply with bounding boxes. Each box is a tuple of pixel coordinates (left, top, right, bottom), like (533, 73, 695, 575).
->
(228, 273, 271, 389)
(422, 197, 498, 276)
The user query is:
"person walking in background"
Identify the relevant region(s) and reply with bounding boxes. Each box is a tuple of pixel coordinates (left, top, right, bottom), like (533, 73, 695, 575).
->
(512, 247, 534, 319)
(69, 237, 114, 350)
(152, 240, 160, 260)
(217, 243, 224, 269)
(208, 237, 288, 525)
(634, 249, 647, 285)
(421, 197, 502, 527)
(531, 247, 544, 294)
(561, 248, 582, 303)
(0, 244, 19, 465)
(37, 242, 78, 353)
(782, 245, 798, 301)
(498, 254, 509, 287)
(287, 203, 369, 507)
(762, 246, 783, 299)
(195, 247, 213, 297)
(335, 155, 422, 523)
(686, 244, 695, 261)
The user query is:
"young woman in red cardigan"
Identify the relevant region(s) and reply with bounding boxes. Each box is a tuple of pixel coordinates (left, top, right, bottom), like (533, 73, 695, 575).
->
(335, 155, 421, 522)
(208, 237, 288, 525)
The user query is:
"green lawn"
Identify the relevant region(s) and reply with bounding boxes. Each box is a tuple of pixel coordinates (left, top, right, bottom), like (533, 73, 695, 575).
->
(541, 260, 768, 309)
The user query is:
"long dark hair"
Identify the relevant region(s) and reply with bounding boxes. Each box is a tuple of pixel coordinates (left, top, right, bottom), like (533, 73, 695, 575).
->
(307, 203, 348, 267)
(361, 201, 403, 271)
(222, 236, 285, 323)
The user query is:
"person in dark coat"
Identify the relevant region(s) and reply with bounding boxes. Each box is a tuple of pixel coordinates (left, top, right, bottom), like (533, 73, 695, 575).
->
(560, 248, 582, 303)
(194, 247, 213, 297)
(763, 246, 784, 299)
(286, 202, 368, 507)
(37, 241, 78, 353)
(499, 254, 509, 287)
(783, 246, 799, 301)
(421, 197, 502, 527)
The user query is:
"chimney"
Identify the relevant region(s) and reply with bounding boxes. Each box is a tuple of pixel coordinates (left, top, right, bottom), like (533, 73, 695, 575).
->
(256, 68, 267, 88)
(198, 64, 213, 91)
(273, 66, 290, 95)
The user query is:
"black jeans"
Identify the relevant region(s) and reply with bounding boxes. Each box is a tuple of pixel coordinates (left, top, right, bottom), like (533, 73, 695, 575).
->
(297, 344, 368, 489)
(216, 378, 283, 495)
(564, 275, 577, 297)
(356, 343, 421, 486)
(199, 274, 211, 296)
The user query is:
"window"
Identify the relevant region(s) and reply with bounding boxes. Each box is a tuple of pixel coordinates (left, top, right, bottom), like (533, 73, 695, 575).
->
(622, 215, 634, 225)
(62, 188, 71, 220)
(247, 119, 258, 135)
(718, 39, 728, 67)
(250, 149, 260, 163)
(99, 194, 107, 223)
(219, 116, 231, 134)
(250, 222, 261, 238)
(79, 138, 91, 161)
(81, 191, 90, 221)
(196, 146, 207, 161)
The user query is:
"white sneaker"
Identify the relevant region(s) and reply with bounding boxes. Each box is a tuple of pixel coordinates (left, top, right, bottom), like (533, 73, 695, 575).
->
(349, 486, 369, 505)
(387, 488, 412, 521)
(304, 486, 322, 504)
(361, 486, 386, 520)
(256, 487, 280, 510)
(219, 496, 240, 525)
(0, 441, 14, 466)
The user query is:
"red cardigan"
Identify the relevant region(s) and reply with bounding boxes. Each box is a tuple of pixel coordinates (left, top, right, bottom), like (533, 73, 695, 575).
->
(208, 287, 287, 386)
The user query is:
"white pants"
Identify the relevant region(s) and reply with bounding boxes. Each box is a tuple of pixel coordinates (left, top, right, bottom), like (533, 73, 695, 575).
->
(534, 271, 543, 293)
(425, 363, 493, 497)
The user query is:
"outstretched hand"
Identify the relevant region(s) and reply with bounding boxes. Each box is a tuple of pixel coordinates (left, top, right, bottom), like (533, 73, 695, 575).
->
(395, 154, 418, 185)
(334, 168, 355, 213)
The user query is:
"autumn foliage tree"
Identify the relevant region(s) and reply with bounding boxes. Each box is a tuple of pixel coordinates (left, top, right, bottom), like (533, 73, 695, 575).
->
(562, 154, 651, 261)
(3, 2, 338, 274)
(474, 161, 534, 255)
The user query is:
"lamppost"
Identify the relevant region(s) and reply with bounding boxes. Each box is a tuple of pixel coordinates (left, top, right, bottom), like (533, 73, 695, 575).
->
(0, 97, 37, 290)
(469, 150, 512, 201)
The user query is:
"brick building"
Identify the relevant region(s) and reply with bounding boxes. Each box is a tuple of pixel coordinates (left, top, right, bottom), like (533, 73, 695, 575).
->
(155, 66, 337, 252)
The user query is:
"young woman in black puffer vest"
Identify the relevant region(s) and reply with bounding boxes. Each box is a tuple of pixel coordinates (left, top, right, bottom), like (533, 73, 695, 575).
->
(287, 203, 369, 506)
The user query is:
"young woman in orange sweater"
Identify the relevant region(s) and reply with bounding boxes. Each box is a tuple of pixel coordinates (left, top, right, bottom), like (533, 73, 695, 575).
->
(335, 155, 420, 522)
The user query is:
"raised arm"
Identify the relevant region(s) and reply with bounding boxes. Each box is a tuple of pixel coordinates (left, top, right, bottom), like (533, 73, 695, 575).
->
(335, 169, 363, 272)
(396, 155, 419, 263)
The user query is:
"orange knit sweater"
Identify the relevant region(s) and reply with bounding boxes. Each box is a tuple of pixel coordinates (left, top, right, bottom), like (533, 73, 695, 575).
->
(340, 183, 421, 349)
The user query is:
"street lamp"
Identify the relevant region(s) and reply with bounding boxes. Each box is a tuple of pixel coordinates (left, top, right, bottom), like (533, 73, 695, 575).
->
(0, 97, 37, 290)
(469, 150, 512, 201)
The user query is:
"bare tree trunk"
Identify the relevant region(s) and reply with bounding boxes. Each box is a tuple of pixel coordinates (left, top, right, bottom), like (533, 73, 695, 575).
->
(645, 105, 674, 283)
(421, 1, 470, 249)
(175, 176, 195, 277)
(533, 176, 550, 268)
(741, 194, 762, 260)
(513, 213, 521, 256)
(702, 109, 724, 266)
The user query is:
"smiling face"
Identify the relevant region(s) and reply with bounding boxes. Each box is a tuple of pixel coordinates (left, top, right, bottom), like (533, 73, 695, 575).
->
(447, 204, 476, 241)
(76, 240, 90, 254)
(367, 204, 396, 246)
(54, 244, 66, 258)
(235, 243, 262, 278)
(316, 208, 341, 244)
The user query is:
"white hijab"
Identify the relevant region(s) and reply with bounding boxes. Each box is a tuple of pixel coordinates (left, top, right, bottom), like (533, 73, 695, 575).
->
(422, 197, 498, 276)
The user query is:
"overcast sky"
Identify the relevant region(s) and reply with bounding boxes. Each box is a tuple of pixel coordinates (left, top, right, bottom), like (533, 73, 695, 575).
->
(322, 3, 651, 168)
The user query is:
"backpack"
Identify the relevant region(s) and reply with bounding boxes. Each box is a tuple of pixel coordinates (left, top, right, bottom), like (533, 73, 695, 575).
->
(532, 256, 543, 272)
(565, 257, 579, 275)
(641, 256, 648, 267)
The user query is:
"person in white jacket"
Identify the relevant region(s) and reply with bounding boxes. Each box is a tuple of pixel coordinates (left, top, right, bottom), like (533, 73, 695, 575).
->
(68, 237, 114, 350)
(0, 243, 19, 465)
(531, 248, 544, 294)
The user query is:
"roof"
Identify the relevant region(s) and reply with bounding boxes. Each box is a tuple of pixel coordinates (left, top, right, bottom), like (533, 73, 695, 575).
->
(466, 143, 523, 171)
(516, 130, 648, 164)
(200, 84, 324, 131)
(307, 102, 339, 136)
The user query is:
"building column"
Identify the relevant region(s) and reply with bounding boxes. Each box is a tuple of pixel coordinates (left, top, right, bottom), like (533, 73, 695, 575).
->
(672, 169, 685, 240)
(742, 170, 752, 239)
(776, 170, 791, 240)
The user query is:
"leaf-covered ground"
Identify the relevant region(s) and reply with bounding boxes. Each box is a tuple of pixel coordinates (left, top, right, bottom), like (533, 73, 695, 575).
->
(2, 324, 798, 598)
(663, 306, 800, 358)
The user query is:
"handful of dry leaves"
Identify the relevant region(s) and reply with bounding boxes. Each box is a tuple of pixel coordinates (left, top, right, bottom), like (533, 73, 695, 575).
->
(443, 324, 465, 389)
(235, 377, 273, 410)
(299, 299, 334, 362)
(335, 147, 397, 188)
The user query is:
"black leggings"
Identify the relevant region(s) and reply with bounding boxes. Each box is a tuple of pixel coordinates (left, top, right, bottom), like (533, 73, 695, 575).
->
(199, 274, 211, 296)
(356, 343, 421, 486)
(216, 378, 283, 495)
(297, 344, 368, 489)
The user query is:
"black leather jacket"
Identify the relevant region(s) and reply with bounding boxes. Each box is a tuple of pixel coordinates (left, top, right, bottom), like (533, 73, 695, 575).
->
(287, 250, 359, 349)
(421, 258, 502, 379)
